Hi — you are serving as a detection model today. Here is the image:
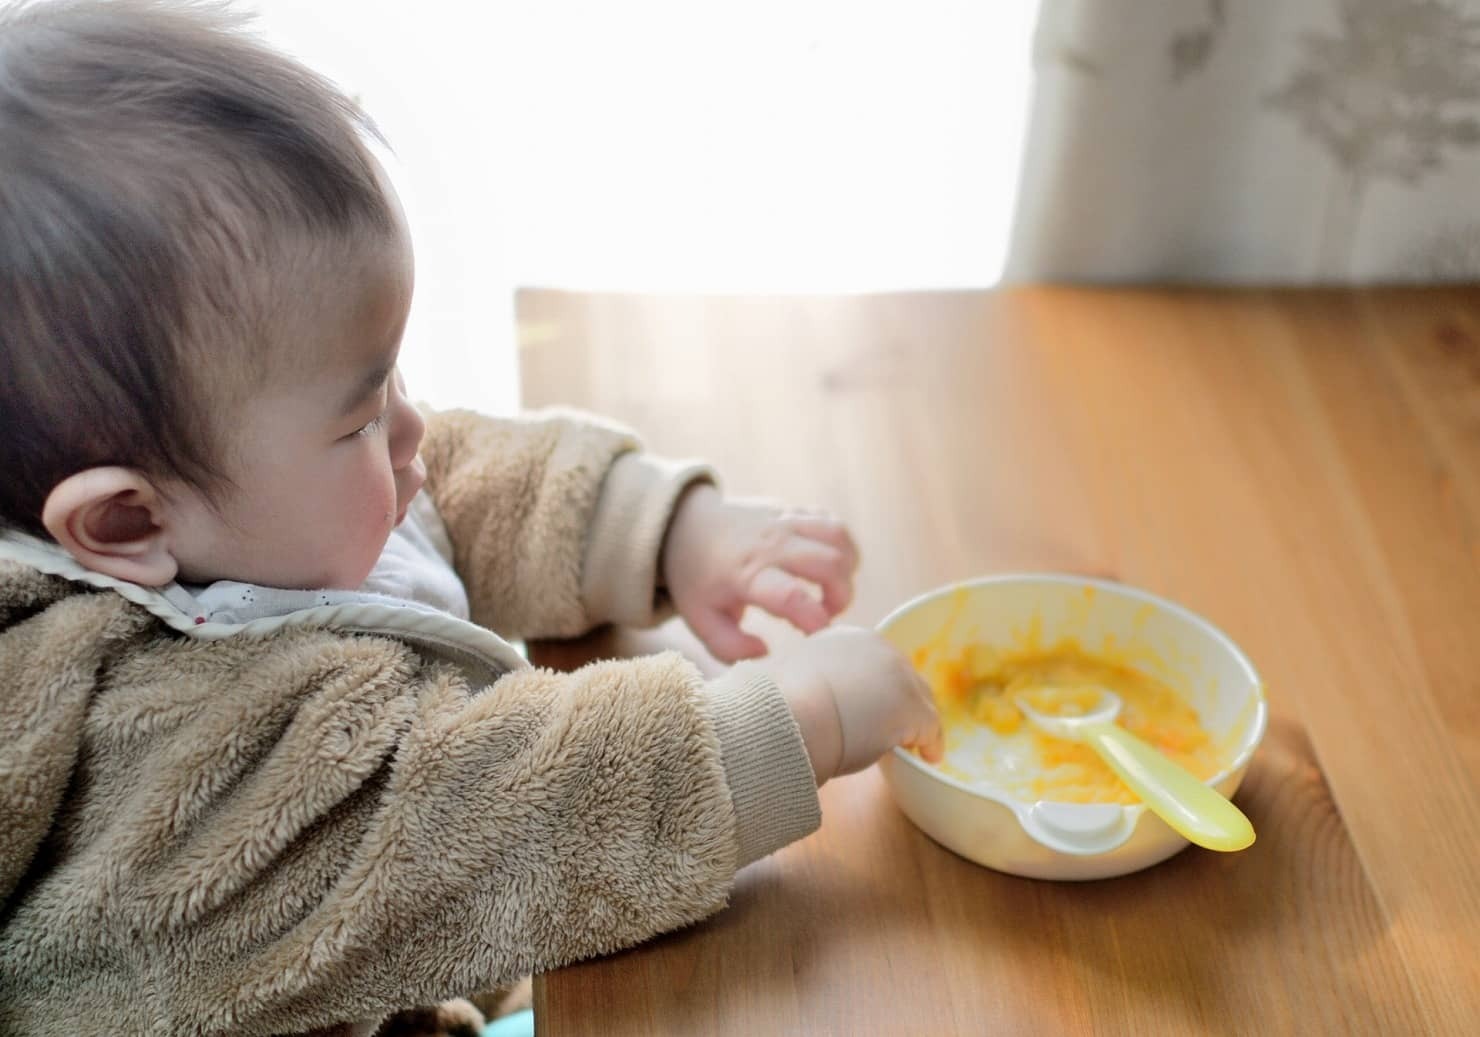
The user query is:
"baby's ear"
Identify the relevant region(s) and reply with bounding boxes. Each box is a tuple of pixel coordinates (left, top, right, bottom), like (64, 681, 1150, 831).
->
(41, 468, 180, 586)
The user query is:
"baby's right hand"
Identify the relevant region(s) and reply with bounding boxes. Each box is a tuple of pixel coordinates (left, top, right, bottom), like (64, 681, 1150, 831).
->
(754, 626, 944, 785)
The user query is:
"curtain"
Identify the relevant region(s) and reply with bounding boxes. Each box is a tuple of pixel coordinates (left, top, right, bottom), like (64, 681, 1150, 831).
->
(1006, 0, 1480, 283)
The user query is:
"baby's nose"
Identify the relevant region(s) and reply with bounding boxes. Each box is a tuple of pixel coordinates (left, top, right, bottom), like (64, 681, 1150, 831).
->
(389, 395, 426, 469)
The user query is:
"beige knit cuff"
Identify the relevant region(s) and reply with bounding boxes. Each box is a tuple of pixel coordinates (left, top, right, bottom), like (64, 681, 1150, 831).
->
(703, 665, 823, 868)
(580, 453, 716, 628)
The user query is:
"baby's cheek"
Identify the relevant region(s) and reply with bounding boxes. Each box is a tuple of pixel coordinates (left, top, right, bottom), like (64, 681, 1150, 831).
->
(366, 478, 398, 537)
(340, 504, 395, 588)
(344, 467, 398, 563)
(351, 454, 397, 519)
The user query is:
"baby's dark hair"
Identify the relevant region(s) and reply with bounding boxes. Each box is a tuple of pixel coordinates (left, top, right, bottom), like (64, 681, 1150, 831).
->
(0, 0, 396, 537)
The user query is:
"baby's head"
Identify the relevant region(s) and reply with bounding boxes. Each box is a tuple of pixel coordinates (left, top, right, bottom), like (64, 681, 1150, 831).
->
(1, 0, 426, 592)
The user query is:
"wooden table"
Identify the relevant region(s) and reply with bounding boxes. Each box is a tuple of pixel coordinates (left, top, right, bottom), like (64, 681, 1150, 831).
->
(517, 287, 1480, 1035)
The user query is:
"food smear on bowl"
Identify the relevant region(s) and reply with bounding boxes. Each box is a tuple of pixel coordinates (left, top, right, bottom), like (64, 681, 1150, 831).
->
(919, 640, 1222, 805)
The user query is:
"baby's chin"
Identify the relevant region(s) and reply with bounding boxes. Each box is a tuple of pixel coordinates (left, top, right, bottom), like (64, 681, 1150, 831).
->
(312, 551, 391, 593)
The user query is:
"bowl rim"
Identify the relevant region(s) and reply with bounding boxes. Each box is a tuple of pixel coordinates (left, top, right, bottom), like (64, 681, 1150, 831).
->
(878, 572, 1269, 816)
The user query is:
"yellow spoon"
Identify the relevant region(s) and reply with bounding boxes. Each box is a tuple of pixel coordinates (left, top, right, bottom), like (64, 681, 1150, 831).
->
(1014, 686, 1255, 852)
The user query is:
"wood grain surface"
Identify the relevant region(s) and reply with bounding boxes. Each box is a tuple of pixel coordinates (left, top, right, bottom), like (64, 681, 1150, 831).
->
(518, 287, 1480, 1036)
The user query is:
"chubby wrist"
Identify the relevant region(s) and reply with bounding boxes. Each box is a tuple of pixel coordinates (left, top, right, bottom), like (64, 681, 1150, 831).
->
(752, 655, 843, 786)
(659, 481, 723, 592)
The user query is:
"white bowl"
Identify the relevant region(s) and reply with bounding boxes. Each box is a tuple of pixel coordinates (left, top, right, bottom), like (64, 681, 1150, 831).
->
(877, 574, 1267, 880)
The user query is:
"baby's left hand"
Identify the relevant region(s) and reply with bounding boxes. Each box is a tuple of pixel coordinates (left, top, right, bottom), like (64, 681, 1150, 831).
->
(661, 484, 859, 662)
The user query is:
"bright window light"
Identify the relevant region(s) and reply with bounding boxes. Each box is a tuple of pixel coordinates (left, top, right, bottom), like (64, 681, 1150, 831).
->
(250, 2, 1038, 405)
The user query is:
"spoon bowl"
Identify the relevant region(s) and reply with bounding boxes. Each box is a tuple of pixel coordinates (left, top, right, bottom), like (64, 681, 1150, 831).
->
(1014, 685, 1255, 853)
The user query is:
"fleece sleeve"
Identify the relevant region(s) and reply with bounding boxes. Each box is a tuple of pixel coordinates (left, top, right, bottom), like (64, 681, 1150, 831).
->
(418, 408, 714, 639)
(0, 592, 819, 1036)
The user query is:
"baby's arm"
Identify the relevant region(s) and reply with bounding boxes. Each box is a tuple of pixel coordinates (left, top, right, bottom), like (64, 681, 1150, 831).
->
(419, 407, 703, 639)
(36, 619, 813, 1033)
(420, 408, 866, 666)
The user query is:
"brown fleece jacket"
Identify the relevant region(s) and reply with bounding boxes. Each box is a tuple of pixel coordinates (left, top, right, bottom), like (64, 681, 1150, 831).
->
(0, 409, 820, 1036)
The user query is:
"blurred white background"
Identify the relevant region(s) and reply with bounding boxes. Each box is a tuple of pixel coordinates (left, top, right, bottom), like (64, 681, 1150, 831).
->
(248, 2, 1038, 410)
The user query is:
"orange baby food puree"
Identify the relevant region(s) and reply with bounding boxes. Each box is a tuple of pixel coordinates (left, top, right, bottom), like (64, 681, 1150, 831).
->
(922, 641, 1220, 804)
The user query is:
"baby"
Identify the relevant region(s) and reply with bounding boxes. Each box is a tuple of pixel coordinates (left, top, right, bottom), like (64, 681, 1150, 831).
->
(0, 3, 941, 1036)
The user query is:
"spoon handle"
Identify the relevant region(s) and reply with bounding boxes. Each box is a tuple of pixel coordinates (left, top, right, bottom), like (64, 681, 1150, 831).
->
(1084, 721, 1256, 852)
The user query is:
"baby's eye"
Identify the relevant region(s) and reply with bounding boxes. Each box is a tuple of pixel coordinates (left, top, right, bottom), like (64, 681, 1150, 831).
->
(353, 411, 389, 438)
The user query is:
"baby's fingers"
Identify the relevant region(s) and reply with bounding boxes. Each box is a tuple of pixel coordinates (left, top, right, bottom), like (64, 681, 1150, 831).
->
(688, 606, 768, 663)
(784, 513, 860, 573)
(748, 567, 831, 634)
(905, 670, 945, 763)
(778, 540, 854, 616)
(909, 716, 946, 764)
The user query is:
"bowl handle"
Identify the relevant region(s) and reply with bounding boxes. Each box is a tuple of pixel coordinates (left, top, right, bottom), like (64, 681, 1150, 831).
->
(1017, 801, 1139, 856)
